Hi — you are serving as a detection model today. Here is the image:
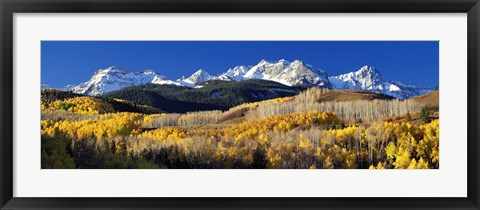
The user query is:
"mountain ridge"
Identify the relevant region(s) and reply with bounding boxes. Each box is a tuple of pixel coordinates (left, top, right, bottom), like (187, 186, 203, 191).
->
(328, 66, 432, 99)
(101, 79, 306, 113)
(53, 59, 434, 99)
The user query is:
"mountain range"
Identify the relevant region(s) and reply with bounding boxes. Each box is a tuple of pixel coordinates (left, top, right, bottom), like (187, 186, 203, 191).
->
(55, 59, 434, 99)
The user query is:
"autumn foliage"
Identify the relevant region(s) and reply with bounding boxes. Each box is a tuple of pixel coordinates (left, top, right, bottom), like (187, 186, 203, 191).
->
(42, 96, 115, 114)
(41, 88, 439, 169)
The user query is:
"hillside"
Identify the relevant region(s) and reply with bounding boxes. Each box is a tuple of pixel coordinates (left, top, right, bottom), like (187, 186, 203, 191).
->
(314, 89, 395, 102)
(41, 86, 439, 169)
(41, 89, 163, 114)
(101, 79, 306, 113)
(41, 88, 84, 102)
(409, 90, 439, 111)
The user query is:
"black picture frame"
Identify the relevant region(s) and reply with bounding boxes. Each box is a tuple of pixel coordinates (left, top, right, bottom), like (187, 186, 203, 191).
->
(1, 0, 479, 209)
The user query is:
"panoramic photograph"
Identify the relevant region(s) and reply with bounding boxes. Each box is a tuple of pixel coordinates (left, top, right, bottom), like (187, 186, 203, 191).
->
(41, 41, 439, 169)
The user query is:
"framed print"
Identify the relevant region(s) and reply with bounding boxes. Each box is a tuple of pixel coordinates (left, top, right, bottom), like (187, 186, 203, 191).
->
(1, 0, 479, 209)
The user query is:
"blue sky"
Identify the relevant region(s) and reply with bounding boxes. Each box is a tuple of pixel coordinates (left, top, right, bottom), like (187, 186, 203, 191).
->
(41, 41, 439, 88)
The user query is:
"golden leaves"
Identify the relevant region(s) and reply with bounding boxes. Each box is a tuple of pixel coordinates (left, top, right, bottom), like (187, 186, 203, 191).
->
(41, 112, 142, 140)
(42, 96, 114, 114)
(40, 94, 439, 169)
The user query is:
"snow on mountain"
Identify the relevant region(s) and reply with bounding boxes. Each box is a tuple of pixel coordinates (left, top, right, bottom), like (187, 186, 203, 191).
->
(69, 66, 179, 96)
(63, 84, 76, 91)
(177, 69, 214, 87)
(243, 59, 331, 88)
(62, 61, 432, 99)
(329, 65, 432, 99)
(216, 65, 250, 81)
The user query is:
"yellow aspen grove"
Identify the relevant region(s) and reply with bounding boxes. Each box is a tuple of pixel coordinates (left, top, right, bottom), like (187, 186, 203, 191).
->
(42, 96, 115, 114)
(41, 86, 439, 169)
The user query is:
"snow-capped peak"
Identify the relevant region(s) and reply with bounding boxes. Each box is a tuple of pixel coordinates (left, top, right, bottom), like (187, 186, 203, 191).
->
(359, 65, 377, 72)
(61, 61, 433, 99)
(243, 59, 331, 88)
(258, 59, 270, 65)
(257, 59, 291, 65)
(356, 65, 382, 79)
(291, 59, 302, 64)
(141, 69, 159, 75)
(69, 66, 178, 96)
(191, 69, 211, 78)
(329, 65, 432, 99)
(95, 66, 128, 74)
(177, 69, 213, 87)
(333, 65, 384, 89)
(217, 65, 250, 81)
